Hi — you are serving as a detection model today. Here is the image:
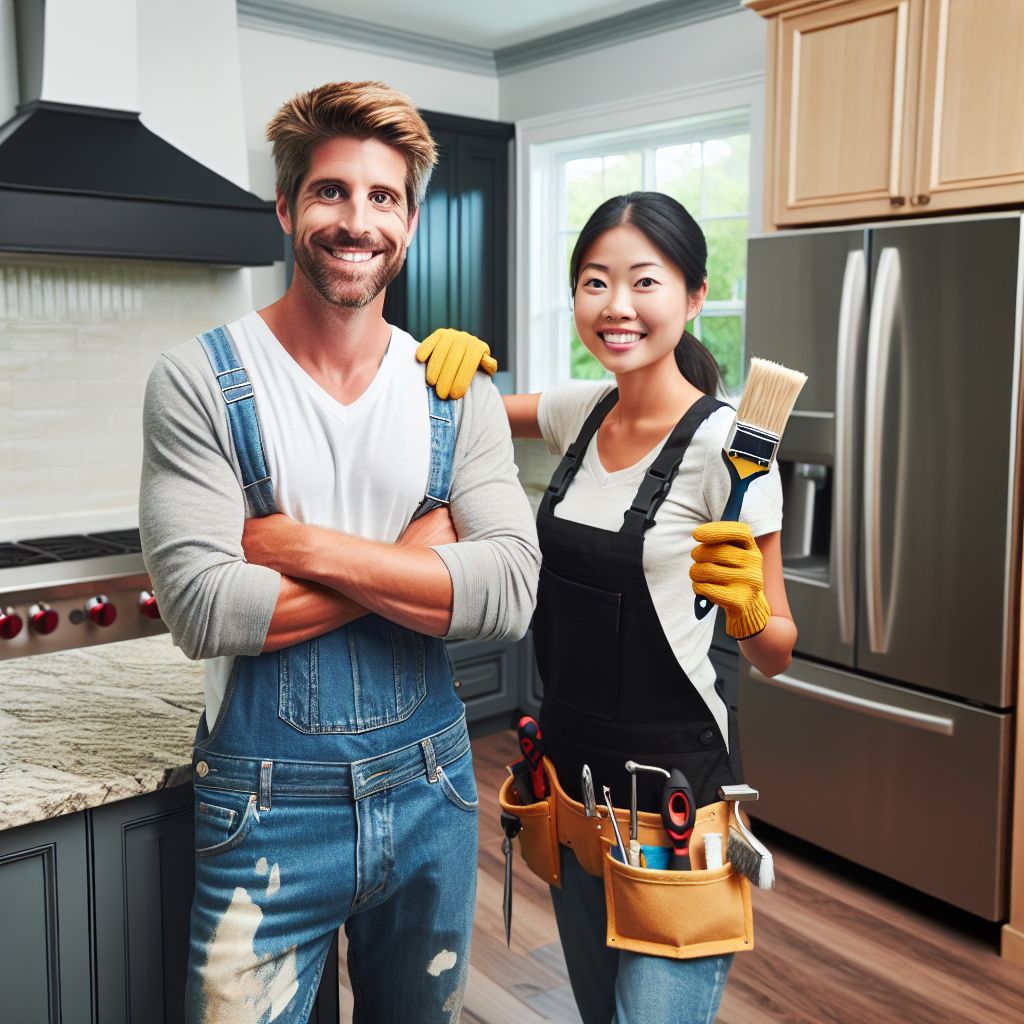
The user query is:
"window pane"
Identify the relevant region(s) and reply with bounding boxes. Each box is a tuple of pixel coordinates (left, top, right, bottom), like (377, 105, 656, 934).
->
(603, 152, 642, 197)
(565, 153, 641, 229)
(704, 218, 748, 302)
(565, 157, 606, 229)
(702, 135, 749, 216)
(569, 318, 610, 380)
(655, 143, 702, 212)
(696, 315, 744, 394)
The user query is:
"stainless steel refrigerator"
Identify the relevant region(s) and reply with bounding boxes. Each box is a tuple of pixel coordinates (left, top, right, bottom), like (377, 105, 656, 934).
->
(739, 213, 1022, 920)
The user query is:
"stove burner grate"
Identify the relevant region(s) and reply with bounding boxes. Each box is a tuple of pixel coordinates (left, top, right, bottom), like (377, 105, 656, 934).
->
(0, 543, 60, 570)
(86, 529, 142, 554)
(16, 534, 136, 562)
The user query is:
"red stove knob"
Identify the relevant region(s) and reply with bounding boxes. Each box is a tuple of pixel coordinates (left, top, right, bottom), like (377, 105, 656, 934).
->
(0, 607, 23, 640)
(139, 591, 161, 620)
(86, 595, 117, 627)
(29, 603, 59, 635)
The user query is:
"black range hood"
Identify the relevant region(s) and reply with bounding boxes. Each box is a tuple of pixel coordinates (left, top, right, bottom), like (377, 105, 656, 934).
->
(0, 101, 283, 266)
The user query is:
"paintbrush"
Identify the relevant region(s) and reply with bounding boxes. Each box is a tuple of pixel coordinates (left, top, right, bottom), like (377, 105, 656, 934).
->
(718, 784, 775, 889)
(694, 357, 808, 620)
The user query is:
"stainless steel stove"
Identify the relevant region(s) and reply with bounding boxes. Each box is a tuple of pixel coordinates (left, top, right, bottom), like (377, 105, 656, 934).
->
(0, 528, 167, 659)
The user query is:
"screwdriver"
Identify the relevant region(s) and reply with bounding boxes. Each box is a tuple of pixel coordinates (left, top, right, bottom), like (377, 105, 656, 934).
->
(517, 715, 548, 800)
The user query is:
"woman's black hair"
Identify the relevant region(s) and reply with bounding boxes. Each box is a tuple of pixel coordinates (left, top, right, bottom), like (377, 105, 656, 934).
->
(569, 191, 722, 396)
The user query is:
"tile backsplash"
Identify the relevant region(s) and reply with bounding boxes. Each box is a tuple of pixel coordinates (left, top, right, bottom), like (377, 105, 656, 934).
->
(0, 256, 252, 539)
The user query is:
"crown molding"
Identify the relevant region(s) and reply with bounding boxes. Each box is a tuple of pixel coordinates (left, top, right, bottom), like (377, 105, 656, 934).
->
(236, 0, 745, 78)
(236, 0, 497, 76)
(496, 0, 744, 73)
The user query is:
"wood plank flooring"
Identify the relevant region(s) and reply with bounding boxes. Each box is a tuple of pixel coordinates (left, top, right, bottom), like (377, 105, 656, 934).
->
(335, 729, 1024, 1023)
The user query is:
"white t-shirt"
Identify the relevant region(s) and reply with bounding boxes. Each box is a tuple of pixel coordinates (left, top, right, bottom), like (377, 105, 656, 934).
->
(537, 381, 783, 745)
(203, 311, 432, 726)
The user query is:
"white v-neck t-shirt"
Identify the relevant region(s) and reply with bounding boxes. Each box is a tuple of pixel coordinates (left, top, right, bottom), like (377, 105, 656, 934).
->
(229, 310, 430, 538)
(538, 381, 783, 746)
(204, 310, 432, 724)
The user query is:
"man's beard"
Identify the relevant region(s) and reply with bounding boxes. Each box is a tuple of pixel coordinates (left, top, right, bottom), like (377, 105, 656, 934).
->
(293, 233, 406, 309)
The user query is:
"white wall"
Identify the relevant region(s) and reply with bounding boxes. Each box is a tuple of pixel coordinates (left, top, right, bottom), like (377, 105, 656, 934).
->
(499, 11, 767, 123)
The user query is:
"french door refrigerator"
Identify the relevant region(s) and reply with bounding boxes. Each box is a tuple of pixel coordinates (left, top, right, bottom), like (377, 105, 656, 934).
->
(739, 213, 1022, 920)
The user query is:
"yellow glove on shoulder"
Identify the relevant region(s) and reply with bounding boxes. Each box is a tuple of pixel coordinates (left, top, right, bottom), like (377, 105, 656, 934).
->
(689, 522, 771, 640)
(415, 328, 499, 400)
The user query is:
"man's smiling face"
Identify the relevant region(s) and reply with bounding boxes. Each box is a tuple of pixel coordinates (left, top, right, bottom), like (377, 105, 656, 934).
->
(278, 135, 418, 309)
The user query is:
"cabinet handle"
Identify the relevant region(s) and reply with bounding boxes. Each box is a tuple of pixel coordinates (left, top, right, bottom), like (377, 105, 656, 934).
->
(910, 193, 930, 206)
(454, 679, 461, 689)
(889, 196, 906, 207)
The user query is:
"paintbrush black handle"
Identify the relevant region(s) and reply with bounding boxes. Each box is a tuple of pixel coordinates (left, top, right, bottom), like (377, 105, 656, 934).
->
(693, 452, 768, 621)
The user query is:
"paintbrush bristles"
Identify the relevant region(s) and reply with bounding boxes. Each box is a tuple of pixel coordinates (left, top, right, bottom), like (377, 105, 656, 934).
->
(735, 357, 808, 438)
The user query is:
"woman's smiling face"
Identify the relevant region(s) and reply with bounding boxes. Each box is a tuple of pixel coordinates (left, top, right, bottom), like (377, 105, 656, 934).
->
(573, 222, 705, 375)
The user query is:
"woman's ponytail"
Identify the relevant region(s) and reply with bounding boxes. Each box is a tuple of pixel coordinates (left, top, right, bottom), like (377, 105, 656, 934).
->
(674, 331, 722, 397)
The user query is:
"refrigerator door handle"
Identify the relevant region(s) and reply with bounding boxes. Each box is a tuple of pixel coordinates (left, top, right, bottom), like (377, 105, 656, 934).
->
(834, 250, 866, 645)
(749, 667, 955, 736)
(864, 247, 902, 654)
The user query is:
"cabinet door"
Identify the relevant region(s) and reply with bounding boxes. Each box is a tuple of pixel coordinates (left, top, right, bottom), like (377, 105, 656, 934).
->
(384, 113, 513, 366)
(0, 813, 93, 1024)
(92, 786, 195, 1024)
(769, 0, 924, 225)
(447, 637, 519, 731)
(913, 0, 1024, 212)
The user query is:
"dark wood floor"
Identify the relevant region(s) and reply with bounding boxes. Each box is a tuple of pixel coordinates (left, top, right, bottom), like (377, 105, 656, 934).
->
(337, 729, 1024, 1023)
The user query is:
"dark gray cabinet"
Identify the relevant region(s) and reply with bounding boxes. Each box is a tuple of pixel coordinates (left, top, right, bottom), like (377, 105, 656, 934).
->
(1, 787, 339, 1024)
(383, 111, 513, 366)
(0, 813, 93, 1024)
(448, 635, 521, 735)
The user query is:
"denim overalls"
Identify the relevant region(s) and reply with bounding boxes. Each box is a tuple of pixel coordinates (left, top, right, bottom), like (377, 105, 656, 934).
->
(183, 326, 479, 1024)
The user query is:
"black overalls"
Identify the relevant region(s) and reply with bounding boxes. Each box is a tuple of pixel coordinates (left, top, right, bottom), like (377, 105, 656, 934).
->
(534, 389, 739, 814)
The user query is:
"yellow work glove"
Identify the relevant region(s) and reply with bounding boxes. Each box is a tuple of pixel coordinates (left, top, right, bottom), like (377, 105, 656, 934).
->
(690, 522, 771, 640)
(416, 328, 498, 400)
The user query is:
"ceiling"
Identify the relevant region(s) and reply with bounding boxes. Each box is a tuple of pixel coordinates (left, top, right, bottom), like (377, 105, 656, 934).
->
(289, 0, 673, 50)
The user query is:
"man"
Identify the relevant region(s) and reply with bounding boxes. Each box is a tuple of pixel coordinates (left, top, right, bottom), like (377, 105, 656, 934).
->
(140, 80, 539, 1024)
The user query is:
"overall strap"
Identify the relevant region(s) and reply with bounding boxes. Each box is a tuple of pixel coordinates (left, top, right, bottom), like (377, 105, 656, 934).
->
(540, 388, 620, 517)
(197, 326, 279, 518)
(410, 385, 460, 521)
(621, 395, 727, 536)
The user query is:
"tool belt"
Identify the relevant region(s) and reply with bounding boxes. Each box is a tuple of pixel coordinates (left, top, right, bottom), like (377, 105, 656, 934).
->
(499, 756, 754, 960)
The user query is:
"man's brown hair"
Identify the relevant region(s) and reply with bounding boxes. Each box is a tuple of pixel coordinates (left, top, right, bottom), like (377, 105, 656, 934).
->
(266, 81, 437, 215)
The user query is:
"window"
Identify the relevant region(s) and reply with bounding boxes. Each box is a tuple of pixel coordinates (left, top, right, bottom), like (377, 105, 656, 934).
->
(530, 109, 751, 396)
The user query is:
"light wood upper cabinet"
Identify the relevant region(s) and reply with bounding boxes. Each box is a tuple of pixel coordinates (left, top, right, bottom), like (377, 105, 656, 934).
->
(748, 0, 1024, 226)
(914, 0, 1024, 213)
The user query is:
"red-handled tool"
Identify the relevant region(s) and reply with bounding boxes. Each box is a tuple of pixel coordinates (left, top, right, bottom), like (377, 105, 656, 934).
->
(517, 715, 548, 799)
(661, 768, 696, 870)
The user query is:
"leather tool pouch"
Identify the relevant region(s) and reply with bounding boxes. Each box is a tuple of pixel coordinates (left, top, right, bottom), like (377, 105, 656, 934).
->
(601, 803, 754, 960)
(498, 757, 562, 889)
(500, 759, 754, 957)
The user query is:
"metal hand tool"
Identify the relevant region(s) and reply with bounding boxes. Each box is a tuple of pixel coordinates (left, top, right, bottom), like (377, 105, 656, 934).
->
(602, 785, 629, 864)
(624, 761, 670, 866)
(500, 811, 522, 945)
(581, 764, 597, 817)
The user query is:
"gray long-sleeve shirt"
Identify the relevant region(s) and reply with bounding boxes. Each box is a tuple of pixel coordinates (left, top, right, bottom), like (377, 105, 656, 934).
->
(139, 325, 540, 663)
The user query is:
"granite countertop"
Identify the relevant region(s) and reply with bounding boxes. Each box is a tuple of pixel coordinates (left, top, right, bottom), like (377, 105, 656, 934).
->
(0, 635, 204, 832)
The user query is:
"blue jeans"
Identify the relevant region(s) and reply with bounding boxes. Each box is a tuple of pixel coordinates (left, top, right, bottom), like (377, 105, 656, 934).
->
(550, 847, 732, 1024)
(183, 608, 477, 1024)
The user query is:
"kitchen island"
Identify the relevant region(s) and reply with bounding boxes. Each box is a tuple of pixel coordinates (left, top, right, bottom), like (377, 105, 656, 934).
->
(0, 635, 338, 1024)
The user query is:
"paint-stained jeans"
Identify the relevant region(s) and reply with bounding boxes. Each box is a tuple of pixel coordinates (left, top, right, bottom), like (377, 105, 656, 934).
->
(183, 717, 479, 1024)
(550, 846, 733, 1024)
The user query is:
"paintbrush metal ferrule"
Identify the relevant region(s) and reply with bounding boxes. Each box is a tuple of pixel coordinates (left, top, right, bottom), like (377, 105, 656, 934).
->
(724, 419, 779, 468)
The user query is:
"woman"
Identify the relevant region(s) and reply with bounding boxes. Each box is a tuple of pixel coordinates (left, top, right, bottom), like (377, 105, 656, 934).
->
(426, 191, 796, 1023)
